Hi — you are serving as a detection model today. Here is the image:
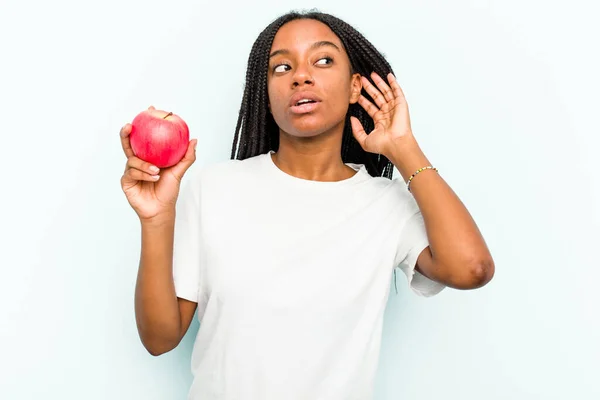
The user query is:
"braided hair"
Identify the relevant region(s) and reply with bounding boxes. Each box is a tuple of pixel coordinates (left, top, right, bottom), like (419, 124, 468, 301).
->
(230, 10, 396, 179)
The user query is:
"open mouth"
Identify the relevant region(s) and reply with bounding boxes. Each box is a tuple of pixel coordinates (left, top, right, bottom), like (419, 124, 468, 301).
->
(294, 99, 317, 106)
(290, 100, 320, 114)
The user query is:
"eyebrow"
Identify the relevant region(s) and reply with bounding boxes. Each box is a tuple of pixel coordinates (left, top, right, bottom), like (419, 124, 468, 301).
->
(269, 40, 341, 59)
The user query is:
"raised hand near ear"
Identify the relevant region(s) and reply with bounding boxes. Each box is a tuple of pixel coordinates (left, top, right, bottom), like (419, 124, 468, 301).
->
(350, 72, 415, 158)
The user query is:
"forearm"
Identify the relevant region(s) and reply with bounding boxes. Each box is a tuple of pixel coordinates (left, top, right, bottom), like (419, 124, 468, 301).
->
(388, 138, 494, 285)
(134, 213, 182, 355)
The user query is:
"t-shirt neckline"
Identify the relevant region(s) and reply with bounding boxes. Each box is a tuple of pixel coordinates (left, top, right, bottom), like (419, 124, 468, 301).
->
(263, 150, 369, 187)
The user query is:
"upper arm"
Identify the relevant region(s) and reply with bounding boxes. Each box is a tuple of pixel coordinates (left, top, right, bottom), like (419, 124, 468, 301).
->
(177, 297, 198, 341)
(416, 246, 492, 290)
(415, 246, 439, 282)
(416, 246, 461, 287)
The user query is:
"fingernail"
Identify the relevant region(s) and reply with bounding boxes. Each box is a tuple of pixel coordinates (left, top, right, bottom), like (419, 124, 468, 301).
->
(153, 175, 160, 180)
(150, 166, 159, 173)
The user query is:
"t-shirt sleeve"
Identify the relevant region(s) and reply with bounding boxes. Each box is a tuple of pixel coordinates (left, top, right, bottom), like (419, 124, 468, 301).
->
(172, 169, 203, 303)
(392, 181, 446, 298)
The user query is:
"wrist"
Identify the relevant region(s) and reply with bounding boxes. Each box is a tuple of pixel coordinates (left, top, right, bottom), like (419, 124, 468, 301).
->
(386, 138, 432, 182)
(140, 211, 176, 229)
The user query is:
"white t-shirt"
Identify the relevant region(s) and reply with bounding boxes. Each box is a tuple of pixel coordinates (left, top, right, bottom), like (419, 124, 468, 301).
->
(172, 151, 445, 400)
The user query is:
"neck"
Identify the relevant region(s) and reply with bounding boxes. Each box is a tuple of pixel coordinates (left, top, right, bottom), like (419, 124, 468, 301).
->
(272, 125, 356, 182)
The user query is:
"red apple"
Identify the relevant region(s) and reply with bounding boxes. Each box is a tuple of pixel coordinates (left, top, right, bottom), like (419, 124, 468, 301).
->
(129, 108, 190, 168)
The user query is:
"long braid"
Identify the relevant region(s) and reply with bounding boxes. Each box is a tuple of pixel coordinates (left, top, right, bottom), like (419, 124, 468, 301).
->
(231, 10, 396, 179)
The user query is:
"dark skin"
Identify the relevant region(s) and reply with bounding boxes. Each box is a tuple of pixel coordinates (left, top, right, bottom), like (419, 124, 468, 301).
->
(267, 19, 494, 289)
(122, 17, 493, 356)
(267, 19, 362, 182)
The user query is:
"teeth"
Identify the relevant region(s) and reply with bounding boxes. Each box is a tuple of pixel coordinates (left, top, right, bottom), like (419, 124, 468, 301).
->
(296, 99, 313, 106)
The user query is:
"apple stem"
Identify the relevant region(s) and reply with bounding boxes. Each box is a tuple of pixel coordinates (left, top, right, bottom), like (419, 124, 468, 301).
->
(163, 112, 173, 120)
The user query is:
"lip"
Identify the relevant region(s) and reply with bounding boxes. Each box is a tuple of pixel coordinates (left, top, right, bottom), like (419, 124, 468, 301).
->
(288, 91, 322, 108)
(290, 102, 320, 114)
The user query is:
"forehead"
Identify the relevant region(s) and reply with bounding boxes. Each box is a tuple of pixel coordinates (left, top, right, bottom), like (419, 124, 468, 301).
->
(270, 19, 342, 51)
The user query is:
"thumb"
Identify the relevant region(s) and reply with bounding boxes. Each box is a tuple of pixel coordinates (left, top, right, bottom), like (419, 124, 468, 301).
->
(350, 116, 368, 149)
(170, 139, 197, 179)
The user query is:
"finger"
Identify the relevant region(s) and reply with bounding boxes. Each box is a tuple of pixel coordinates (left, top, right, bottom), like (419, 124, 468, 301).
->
(120, 123, 135, 158)
(350, 116, 369, 149)
(387, 73, 407, 104)
(357, 95, 380, 120)
(126, 156, 160, 176)
(360, 76, 386, 109)
(125, 168, 160, 182)
(120, 123, 131, 138)
(169, 139, 198, 180)
(148, 105, 155, 110)
(371, 72, 394, 103)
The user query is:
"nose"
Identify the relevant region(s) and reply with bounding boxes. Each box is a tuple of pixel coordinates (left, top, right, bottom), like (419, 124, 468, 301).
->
(292, 65, 313, 88)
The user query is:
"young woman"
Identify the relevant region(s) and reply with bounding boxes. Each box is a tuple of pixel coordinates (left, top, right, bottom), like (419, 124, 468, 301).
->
(120, 10, 494, 400)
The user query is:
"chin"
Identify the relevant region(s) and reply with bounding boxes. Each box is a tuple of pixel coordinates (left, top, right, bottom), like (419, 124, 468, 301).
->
(289, 126, 325, 138)
(280, 116, 343, 139)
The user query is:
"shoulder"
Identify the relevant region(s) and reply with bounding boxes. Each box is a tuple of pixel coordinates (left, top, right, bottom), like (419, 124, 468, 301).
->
(360, 172, 419, 215)
(363, 171, 409, 198)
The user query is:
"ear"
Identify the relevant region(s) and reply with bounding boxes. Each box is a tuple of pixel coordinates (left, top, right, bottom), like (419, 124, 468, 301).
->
(349, 73, 362, 104)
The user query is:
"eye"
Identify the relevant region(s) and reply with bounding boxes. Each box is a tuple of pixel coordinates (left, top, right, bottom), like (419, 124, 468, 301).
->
(273, 64, 291, 73)
(315, 57, 333, 66)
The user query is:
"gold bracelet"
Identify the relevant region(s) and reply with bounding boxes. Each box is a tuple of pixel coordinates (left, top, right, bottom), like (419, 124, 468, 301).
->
(407, 166, 438, 192)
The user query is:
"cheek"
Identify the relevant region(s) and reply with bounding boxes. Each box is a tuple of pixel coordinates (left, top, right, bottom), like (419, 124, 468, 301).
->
(268, 86, 286, 113)
(324, 77, 352, 111)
